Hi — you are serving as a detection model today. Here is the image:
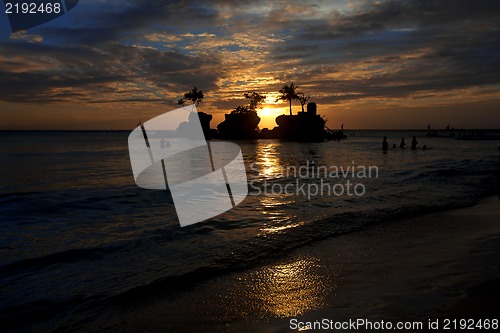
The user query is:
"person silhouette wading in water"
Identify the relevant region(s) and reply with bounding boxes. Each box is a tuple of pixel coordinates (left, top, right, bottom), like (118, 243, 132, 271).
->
(411, 136, 418, 150)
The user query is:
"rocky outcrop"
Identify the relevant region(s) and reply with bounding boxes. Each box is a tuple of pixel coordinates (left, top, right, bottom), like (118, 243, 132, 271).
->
(217, 109, 261, 140)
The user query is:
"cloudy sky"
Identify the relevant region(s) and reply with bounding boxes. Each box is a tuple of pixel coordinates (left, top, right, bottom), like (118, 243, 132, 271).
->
(1, 0, 499, 130)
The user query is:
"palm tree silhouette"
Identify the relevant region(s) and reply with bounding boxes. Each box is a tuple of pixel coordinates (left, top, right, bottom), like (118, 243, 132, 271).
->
(297, 92, 311, 113)
(278, 82, 299, 115)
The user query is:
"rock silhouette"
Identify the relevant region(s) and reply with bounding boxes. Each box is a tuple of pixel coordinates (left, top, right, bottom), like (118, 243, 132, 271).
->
(217, 107, 261, 140)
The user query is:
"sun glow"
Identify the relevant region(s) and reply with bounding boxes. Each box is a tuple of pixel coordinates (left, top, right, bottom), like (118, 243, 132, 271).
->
(258, 106, 284, 129)
(258, 107, 279, 117)
(257, 93, 284, 121)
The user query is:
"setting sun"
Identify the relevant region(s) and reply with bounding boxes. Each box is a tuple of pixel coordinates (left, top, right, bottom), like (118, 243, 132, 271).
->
(259, 107, 278, 117)
(258, 107, 283, 129)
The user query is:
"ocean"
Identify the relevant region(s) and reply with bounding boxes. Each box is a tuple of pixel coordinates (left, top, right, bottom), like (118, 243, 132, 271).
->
(1, 130, 499, 331)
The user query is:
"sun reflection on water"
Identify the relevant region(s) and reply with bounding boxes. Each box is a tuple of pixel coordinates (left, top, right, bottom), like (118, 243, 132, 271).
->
(256, 143, 283, 179)
(243, 256, 329, 318)
(260, 221, 305, 234)
(255, 193, 299, 232)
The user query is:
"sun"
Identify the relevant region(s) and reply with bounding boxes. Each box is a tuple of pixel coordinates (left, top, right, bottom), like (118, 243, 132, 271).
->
(258, 107, 282, 129)
(258, 107, 278, 117)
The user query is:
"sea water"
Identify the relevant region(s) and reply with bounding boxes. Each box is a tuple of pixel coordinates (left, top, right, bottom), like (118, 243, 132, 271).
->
(1, 130, 499, 330)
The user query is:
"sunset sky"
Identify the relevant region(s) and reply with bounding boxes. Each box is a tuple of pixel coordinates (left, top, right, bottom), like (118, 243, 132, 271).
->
(1, 0, 499, 130)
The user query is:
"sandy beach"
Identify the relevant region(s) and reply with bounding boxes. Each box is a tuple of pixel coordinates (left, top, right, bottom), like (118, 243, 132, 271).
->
(94, 195, 500, 332)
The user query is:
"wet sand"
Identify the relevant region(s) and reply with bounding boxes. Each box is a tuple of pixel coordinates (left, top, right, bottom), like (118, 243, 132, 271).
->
(106, 196, 500, 332)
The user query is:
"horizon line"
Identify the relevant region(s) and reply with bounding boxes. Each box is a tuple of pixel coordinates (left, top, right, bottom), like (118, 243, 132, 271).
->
(1, 128, 500, 132)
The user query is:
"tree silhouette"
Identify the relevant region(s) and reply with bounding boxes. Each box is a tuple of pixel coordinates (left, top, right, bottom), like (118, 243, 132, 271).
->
(181, 86, 205, 106)
(278, 82, 299, 115)
(297, 92, 311, 112)
(244, 91, 266, 111)
(231, 105, 252, 114)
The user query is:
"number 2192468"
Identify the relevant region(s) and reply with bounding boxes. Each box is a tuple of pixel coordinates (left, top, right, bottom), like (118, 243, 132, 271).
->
(5, 2, 62, 14)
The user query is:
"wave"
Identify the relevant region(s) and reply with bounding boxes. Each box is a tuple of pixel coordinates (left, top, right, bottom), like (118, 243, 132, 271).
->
(0, 245, 124, 275)
(1, 149, 499, 331)
(1, 197, 496, 331)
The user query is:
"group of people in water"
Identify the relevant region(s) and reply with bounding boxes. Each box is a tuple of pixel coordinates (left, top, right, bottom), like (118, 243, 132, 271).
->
(382, 136, 425, 151)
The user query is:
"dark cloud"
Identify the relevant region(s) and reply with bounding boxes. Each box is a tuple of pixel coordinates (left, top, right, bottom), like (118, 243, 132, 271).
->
(0, 0, 499, 111)
(268, 0, 500, 101)
(0, 40, 220, 103)
(35, 0, 222, 45)
(0, 0, 229, 104)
